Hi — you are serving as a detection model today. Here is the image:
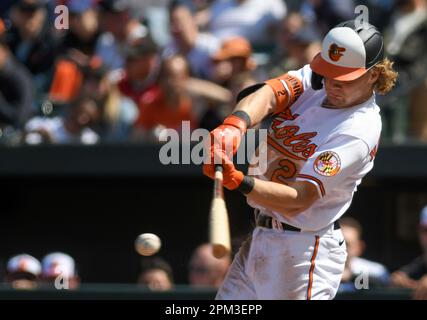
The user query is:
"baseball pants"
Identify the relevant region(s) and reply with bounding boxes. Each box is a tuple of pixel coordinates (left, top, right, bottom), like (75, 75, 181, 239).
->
(216, 219, 347, 300)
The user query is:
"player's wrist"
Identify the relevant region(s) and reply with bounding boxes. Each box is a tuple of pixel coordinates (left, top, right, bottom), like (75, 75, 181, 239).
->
(223, 111, 251, 133)
(237, 175, 255, 195)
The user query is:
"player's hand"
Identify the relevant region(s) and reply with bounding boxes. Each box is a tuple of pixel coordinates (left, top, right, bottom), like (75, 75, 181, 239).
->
(203, 150, 244, 191)
(210, 114, 247, 156)
(204, 113, 248, 179)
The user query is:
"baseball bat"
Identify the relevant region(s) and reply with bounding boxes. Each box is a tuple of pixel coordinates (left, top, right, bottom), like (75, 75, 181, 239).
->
(209, 165, 231, 259)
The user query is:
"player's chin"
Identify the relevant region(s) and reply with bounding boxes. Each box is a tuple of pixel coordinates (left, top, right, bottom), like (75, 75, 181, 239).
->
(326, 94, 346, 108)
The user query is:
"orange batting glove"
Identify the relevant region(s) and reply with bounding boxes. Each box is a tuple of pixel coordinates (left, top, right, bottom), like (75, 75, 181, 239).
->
(203, 150, 254, 193)
(204, 111, 251, 178)
(210, 112, 250, 155)
(222, 163, 245, 191)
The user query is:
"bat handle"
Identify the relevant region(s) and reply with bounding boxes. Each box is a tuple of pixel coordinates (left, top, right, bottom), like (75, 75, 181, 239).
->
(214, 165, 224, 197)
(215, 165, 223, 173)
(214, 165, 223, 182)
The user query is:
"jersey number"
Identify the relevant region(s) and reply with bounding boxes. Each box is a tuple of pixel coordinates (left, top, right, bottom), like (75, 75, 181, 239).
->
(271, 159, 297, 184)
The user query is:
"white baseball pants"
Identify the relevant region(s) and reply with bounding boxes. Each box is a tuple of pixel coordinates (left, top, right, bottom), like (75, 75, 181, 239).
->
(216, 223, 347, 300)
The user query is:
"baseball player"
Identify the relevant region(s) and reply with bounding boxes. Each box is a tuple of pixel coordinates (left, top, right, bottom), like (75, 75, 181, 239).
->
(203, 20, 398, 300)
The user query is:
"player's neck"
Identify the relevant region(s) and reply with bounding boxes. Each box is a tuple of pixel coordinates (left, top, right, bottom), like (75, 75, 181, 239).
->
(352, 90, 375, 107)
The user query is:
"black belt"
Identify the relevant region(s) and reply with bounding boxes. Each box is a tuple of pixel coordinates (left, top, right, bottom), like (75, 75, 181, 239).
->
(255, 212, 340, 232)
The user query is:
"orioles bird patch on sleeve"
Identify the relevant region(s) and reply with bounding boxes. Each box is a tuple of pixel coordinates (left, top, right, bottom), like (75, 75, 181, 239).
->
(314, 151, 341, 177)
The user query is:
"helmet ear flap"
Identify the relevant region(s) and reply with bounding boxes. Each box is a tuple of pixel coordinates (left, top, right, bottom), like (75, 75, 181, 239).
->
(311, 72, 324, 90)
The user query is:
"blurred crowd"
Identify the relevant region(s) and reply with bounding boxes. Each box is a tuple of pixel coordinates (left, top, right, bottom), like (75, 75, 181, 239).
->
(0, 244, 231, 292)
(2, 205, 427, 300)
(1, 252, 80, 290)
(0, 0, 425, 145)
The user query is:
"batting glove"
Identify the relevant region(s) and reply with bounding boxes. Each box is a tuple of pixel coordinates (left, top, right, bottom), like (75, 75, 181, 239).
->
(204, 150, 255, 195)
(204, 111, 250, 174)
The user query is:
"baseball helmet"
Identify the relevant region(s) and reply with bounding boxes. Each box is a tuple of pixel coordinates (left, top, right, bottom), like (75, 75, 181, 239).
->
(310, 20, 384, 84)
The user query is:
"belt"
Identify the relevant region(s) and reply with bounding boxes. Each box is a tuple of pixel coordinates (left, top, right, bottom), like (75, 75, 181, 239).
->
(255, 212, 340, 232)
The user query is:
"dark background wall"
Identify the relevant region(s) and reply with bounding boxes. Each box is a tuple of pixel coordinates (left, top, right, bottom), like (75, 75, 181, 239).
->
(0, 176, 254, 284)
(0, 144, 426, 283)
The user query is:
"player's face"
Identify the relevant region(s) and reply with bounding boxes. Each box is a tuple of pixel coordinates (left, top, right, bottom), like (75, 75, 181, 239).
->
(324, 69, 379, 108)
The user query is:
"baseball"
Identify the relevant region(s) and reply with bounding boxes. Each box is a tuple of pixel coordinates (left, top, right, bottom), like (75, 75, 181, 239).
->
(135, 233, 161, 256)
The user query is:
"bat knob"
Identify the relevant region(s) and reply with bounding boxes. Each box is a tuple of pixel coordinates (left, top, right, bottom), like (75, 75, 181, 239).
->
(212, 244, 228, 259)
(215, 165, 223, 173)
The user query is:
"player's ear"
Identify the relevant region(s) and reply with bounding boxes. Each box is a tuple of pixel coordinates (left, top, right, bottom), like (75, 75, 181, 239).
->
(367, 68, 380, 84)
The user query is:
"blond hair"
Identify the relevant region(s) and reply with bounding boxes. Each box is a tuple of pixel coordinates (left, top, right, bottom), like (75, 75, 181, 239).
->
(373, 58, 398, 95)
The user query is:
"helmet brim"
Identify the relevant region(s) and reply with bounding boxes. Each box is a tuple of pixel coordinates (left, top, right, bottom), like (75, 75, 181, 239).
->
(310, 53, 368, 81)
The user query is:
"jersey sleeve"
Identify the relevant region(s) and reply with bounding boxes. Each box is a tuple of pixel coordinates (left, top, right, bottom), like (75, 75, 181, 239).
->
(287, 64, 313, 90)
(295, 134, 370, 197)
(264, 64, 312, 114)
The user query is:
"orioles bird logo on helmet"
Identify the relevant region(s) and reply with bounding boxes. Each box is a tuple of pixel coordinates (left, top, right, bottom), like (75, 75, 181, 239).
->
(328, 43, 346, 61)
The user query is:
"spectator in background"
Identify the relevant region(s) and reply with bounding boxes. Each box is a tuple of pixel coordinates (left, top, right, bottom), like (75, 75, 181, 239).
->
(384, 0, 427, 141)
(137, 257, 174, 291)
(211, 37, 256, 88)
(208, 0, 287, 47)
(391, 205, 427, 300)
(4, 254, 41, 290)
(7, 0, 58, 91)
(58, 0, 100, 57)
(48, 0, 101, 107)
(339, 217, 390, 292)
(24, 95, 100, 145)
(118, 38, 159, 106)
(83, 56, 139, 142)
(48, 50, 90, 105)
(163, 1, 221, 80)
(0, 0, 14, 19)
(40, 252, 80, 289)
(188, 243, 231, 288)
(300, 0, 355, 35)
(96, 0, 148, 72)
(267, 12, 321, 77)
(273, 12, 306, 59)
(185, 0, 214, 32)
(199, 71, 255, 131)
(133, 55, 197, 140)
(0, 19, 33, 132)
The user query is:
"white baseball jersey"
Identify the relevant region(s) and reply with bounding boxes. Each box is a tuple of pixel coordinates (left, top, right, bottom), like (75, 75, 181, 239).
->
(217, 64, 380, 300)
(247, 64, 381, 231)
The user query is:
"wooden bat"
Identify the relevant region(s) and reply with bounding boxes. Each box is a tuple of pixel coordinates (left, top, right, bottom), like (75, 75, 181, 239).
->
(209, 165, 231, 259)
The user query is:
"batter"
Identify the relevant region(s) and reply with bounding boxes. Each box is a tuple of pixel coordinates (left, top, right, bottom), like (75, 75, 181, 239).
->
(203, 20, 398, 299)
